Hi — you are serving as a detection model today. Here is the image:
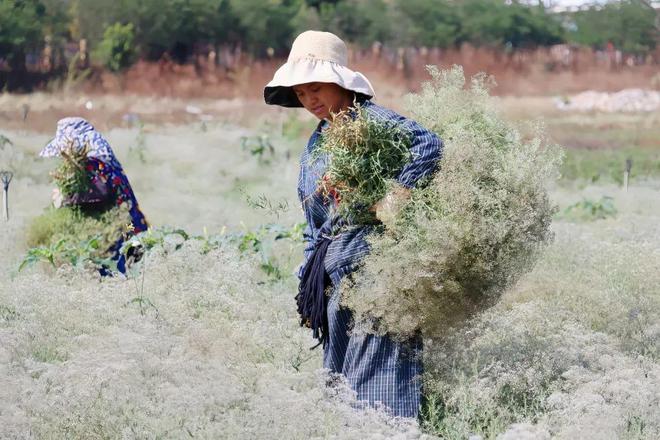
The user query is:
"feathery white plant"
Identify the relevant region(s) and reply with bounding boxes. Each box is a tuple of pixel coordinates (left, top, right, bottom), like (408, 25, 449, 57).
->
(341, 66, 563, 339)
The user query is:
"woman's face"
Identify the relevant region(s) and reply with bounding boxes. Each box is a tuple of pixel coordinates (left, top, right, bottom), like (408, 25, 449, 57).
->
(292, 82, 354, 120)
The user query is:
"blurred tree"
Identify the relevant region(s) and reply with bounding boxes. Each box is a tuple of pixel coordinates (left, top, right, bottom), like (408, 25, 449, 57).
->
(568, 0, 658, 55)
(71, 0, 238, 63)
(94, 22, 135, 71)
(394, 0, 460, 47)
(229, 0, 302, 56)
(457, 0, 563, 48)
(4, 0, 657, 76)
(297, 0, 391, 46)
(0, 0, 47, 71)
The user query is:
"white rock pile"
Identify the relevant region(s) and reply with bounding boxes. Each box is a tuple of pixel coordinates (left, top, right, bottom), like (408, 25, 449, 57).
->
(555, 89, 660, 112)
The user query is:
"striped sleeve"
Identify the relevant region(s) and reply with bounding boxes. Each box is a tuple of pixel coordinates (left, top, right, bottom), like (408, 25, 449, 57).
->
(396, 118, 443, 188)
(363, 102, 443, 189)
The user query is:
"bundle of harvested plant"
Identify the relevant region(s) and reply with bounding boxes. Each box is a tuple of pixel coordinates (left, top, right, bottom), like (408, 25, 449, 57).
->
(341, 66, 562, 339)
(51, 142, 90, 198)
(316, 106, 412, 224)
(26, 204, 132, 262)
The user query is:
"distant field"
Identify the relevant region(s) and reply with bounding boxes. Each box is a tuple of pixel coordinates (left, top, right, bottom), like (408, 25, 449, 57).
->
(1, 92, 659, 439)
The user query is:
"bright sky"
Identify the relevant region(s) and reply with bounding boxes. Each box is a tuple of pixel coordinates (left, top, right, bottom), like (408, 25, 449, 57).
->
(554, 0, 606, 4)
(544, 0, 608, 6)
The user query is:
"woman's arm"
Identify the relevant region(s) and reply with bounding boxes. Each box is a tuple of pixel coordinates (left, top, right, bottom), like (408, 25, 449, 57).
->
(368, 107, 443, 223)
(396, 118, 443, 188)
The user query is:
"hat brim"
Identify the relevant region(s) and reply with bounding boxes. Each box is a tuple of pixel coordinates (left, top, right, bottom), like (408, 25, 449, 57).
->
(264, 59, 375, 107)
(40, 138, 66, 158)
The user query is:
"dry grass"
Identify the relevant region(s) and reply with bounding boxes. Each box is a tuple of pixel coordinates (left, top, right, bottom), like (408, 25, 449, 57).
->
(0, 91, 659, 438)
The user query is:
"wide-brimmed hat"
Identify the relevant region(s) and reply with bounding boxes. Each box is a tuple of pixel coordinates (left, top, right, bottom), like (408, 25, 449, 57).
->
(264, 30, 375, 108)
(40, 117, 120, 167)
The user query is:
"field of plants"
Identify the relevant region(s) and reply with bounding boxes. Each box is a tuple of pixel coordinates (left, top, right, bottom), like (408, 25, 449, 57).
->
(1, 86, 659, 439)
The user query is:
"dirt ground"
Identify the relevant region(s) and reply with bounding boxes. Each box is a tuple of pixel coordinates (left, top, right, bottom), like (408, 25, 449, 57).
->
(0, 90, 560, 133)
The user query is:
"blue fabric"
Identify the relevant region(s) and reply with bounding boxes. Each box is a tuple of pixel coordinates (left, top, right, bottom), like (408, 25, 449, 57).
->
(84, 157, 148, 275)
(40, 117, 123, 169)
(296, 100, 443, 418)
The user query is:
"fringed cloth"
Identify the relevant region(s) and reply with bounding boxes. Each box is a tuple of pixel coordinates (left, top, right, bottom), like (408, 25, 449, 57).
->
(296, 235, 332, 348)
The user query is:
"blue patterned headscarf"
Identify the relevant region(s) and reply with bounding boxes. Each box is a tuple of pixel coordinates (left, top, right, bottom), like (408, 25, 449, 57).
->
(40, 117, 121, 169)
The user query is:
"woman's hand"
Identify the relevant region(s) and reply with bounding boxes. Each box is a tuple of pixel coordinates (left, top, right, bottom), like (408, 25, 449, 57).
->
(319, 174, 342, 204)
(373, 186, 411, 227)
(51, 187, 63, 208)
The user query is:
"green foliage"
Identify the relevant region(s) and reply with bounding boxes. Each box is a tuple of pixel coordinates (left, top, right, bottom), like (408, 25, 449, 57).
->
(22, 205, 132, 270)
(50, 144, 90, 198)
(71, 0, 232, 62)
(32, 343, 68, 363)
(4, 0, 655, 78)
(298, 0, 393, 47)
(562, 196, 617, 221)
(0, 0, 46, 70)
(566, 0, 658, 55)
(229, 0, 303, 55)
(19, 236, 109, 271)
(114, 222, 305, 282)
(316, 105, 412, 224)
(244, 192, 289, 219)
(341, 66, 562, 339)
(94, 22, 135, 72)
(560, 148, 660, 185)
(232, 222, 305, 282)
(394, 0, 460, 47)
(240, 134, 275, 164)
(456, 0, 564, 48)
(0, 134, 12, 148)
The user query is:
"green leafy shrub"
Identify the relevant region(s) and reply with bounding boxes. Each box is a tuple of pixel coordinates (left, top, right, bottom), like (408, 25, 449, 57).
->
(341, 65, 562, 339)
(95, 22, 136, 72)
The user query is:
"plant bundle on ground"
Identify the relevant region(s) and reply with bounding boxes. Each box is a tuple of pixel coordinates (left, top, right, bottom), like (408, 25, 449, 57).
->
(316, 106, 412, 224)
(340, 66, 563, 339)
(24, 204, 132, 268)
(50, 142, 90, 198)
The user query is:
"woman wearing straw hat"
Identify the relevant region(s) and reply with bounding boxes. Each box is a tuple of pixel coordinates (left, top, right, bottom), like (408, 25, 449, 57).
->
(265, 30, 442, 418)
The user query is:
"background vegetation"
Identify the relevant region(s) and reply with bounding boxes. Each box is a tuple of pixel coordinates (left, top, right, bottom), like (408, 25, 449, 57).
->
(1, 0, 658, 73)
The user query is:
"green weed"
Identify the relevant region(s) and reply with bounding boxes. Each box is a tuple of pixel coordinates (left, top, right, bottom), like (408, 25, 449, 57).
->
(561, 196, 617, 221)
(240, 134, 275, 165)
(560, 148, 660, 185)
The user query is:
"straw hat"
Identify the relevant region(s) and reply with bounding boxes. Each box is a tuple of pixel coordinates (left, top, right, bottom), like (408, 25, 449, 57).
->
(264, 30, 375, 108)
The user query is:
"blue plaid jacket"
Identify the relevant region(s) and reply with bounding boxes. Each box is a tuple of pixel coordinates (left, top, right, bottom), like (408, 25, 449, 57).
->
(297, 100, 443, 284)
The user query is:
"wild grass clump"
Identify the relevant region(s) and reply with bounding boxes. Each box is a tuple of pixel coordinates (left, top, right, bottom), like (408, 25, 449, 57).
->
(341, 65, 563, 339)
(317, 106, 412, 224)
(23, 205, 132, 269)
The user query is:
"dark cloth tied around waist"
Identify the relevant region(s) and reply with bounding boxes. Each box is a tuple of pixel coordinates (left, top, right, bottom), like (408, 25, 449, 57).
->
(296, 234, 332, 348)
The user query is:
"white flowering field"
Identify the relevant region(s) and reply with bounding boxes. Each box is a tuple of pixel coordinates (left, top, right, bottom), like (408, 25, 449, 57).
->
(0, 98, 659, 439)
